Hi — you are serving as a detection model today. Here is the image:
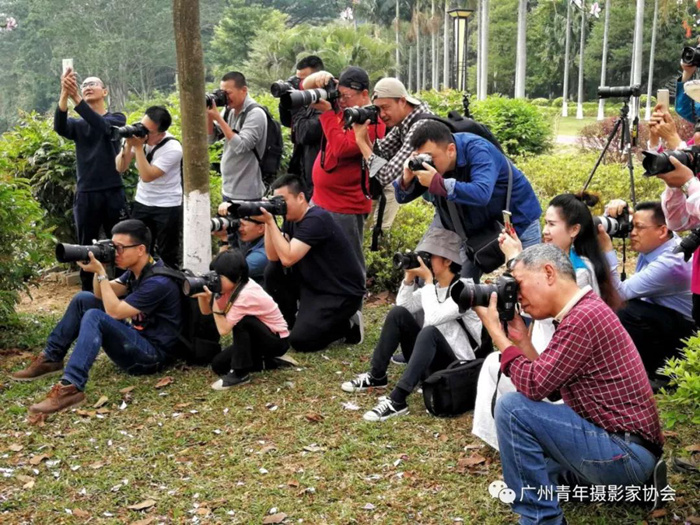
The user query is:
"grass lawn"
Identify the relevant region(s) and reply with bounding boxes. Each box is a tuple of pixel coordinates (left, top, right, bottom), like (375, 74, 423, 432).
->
(1, 307, 699, 524)
(553, 116, 598, 137)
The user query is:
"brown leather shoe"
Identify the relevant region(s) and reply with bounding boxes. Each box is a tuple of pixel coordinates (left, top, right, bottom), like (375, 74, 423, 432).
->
(11, 354, 63, 382)
(29, 383, 85, 414)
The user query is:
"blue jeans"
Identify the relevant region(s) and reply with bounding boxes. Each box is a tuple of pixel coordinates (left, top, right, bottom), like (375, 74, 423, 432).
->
(43, 292, 169, 390)
(495, 392, 657, 525)
(461, 218, 542, 282)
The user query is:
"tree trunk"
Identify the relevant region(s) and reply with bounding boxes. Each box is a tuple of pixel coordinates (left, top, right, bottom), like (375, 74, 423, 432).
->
(396, 0, 401, 81)
(476, 0, 480, 96)
(173, 0, 212, 273)
(422, 27, 428, 90)
(478, 0, 489, 100)
(576, 7, 585, 119)
(645, 0, 659, 121)
(514, 0, 527, 98)
(597, 0, 611, 121)
(443, 0, 450, 89)
(631, 0, 645, 122)
(562, 0, 572, 117)
(416, 10, 422, 92)
(409, 45, 414, 92)
(431, 0, 437, 89)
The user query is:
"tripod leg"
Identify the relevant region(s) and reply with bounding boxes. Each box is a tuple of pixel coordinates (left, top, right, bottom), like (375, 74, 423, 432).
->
(583, 117, 622, 192)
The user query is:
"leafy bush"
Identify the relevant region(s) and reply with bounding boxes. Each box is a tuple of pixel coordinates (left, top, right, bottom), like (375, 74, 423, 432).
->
(518, 152, 665, 213)
(640, 94, 657, 107)
(579, 115, 694, 163)
(658, 335, 700, 428)
(531, 98, 550, 106)
(470, 95, 554, 157)
(552, 97, 564, 108)
(364, 199, 434, 293)
(416, 89, 465, 118)
(0, 173, 53, 322)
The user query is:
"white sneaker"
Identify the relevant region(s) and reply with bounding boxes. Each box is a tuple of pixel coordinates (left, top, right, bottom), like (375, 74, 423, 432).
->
(363, 396, 409, 422)
(341, 372, 388, 393)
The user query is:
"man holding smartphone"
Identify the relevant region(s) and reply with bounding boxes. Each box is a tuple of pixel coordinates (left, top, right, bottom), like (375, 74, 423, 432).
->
(55, 67, 128, 291)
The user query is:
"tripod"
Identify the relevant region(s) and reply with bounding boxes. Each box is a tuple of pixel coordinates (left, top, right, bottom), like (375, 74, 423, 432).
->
(582, 98, 639, 281)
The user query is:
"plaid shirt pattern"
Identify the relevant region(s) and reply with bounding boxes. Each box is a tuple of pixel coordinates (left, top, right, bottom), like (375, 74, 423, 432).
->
(501, 291, 664, 447)
(370, 102, 433, 186)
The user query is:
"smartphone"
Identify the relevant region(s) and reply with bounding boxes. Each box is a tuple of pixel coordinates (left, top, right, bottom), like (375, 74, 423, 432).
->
(657, 89, 670, 111)
(62, 58, 73, 75)
(502, 210, 514, 235)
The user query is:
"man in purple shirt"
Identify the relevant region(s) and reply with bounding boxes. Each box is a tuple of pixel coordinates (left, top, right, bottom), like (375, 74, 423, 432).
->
(599, 200, 694, 387)
(475, 244, 663, 525)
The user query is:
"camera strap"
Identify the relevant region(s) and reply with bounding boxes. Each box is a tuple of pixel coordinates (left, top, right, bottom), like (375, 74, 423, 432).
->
(144, 137, 177, 163)
(220, 279, 248, 315)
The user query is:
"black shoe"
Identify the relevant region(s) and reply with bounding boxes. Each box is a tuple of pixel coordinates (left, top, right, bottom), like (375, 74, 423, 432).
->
(344, 311, 364, 345)
(211, 372, 251, 390)
(649, 459, 668, 511)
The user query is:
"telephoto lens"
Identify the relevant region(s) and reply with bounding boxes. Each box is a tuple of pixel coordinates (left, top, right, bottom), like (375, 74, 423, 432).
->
(391, 251, 432, 270)
(55, 240, 116, 264)
(407, 154, 435, 171)
(343, 105, 379, 129)
(597, 84, 642, 99)
(210, 217, 240, 233)
(450, 275, 518, 321)
(641, 149, 695, 177)
(228, 195, 288, 217)
(110, 123, 149, 141)
(279, 83, 339, 110)
(205, 89, 228, 108)
(182, 271, 222, 296)
(593, 212, 631, 239)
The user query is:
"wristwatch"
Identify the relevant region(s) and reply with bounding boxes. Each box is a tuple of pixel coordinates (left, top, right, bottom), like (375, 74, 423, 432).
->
(96, 274, 108, 283)
(681, 178, 694, 196)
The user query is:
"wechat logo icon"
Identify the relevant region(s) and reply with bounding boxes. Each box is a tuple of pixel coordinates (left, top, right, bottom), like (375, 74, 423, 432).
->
(489, 480, 516, 504)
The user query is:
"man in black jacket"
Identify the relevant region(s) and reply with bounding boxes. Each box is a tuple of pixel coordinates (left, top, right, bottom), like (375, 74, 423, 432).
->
(54, 68, 128, 290)
(279, 55, 325, 197)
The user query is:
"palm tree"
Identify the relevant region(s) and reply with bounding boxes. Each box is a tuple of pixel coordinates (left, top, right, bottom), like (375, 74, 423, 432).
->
(431, 0, 437, 88)
(576, 2, 585, 120)
(443, 0, 450, 89)
(396, 0, 401, 80)
(630, 0, 645, 122)
(597, 0, 611, 121)
(562, 0, 572, 117)
(514, 0, 527, 98)
(478, 0, 489, 100)
(645, 0, 659, 120)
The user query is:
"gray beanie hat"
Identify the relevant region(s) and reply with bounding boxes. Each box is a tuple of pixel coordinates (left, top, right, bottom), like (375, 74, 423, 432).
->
(416, 228, 463, 264)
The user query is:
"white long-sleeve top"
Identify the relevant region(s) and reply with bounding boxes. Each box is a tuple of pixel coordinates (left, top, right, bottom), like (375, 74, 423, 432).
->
(396, 278, 482, 361)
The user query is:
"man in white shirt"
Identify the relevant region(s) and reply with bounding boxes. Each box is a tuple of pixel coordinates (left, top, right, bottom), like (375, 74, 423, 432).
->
(116, 106, 183, 268)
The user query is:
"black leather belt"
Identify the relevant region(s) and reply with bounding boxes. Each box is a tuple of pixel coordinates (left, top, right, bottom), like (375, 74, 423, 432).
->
(613, 432, 663, 459)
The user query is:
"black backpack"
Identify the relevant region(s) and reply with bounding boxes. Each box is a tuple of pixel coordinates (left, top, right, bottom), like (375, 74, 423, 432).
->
(237, 103, 284, 187)
(138, 266, 222, 366)
(414, 111, 504, 153)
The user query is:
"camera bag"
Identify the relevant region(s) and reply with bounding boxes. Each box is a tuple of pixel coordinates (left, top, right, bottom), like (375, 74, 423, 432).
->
(422, 358, 484, 417)
(141, 267, 221, 366)
(446, 160, 513, 274)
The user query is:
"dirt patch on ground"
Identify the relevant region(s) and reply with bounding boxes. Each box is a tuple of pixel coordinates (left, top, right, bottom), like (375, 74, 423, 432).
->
(16, 277, 80, 316)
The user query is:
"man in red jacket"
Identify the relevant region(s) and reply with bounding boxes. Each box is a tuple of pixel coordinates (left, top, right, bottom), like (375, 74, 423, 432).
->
(302, 66, 386, 274)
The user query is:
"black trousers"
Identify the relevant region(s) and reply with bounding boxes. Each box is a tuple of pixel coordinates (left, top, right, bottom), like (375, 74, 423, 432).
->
(73, 188, 129, 291)
(211, 316, 289, 376)
(264, 262, 362, 352)
(370, 306, 458, 396)
(617, 298, 696, 378)
(131, 201, 183, 269)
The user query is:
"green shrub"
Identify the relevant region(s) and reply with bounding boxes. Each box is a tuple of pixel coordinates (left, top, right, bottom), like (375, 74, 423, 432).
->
(471, 95, 554, 157)
(416, 89, 464, 118)
(658, 335, 700, 428)
(364, 199, 434, 293)
(0, 173, 53, 322)
(531, 97, 549, 106)
(640, 94, 657, 107)
(551, 97, 564, 107)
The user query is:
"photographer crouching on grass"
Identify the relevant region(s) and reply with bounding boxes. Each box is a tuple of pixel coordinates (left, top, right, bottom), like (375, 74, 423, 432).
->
(474, 244, 663, 525)
(261, 174, 365, 352)
(340, 228, 481, 422)
(194, 250, 289, 390)
(11, 220, 182, 414)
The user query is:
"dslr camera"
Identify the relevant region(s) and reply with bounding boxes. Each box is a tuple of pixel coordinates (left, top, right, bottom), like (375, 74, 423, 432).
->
(682, 45, 700, 68)
(270, 76, 301, 98)
(110, 123, 149, 141)
(408, 153, 435, 172)
(593, 209, 631, 239)
(641, 146, 700, 177)
(392, 250, 432, 271)
(182, 271, 222, 297)
(674, 227, 700, 262)
(210, 216, 240, 234)
(56, 239, 115, 264)
(225, 195, 287, 218)
(450, 274, 519, 322)
(279, 79, 340, 110)
(205, 89, 228, 109)
(343, 105, 379, 129)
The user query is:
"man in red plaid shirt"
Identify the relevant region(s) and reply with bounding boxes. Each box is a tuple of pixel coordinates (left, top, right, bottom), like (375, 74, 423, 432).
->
(475, 244, 663, 525)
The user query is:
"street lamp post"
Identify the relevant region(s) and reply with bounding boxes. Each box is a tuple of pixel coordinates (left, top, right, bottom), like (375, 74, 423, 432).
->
(448, 8, 474, 92)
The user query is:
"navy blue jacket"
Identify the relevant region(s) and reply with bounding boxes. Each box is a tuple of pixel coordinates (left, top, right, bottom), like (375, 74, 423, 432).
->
(54, 100, 126, 192)
(394, 132, 541, 238)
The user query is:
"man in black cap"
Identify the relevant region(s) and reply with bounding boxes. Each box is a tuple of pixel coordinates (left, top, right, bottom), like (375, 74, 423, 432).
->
(301, 66, 386, 275)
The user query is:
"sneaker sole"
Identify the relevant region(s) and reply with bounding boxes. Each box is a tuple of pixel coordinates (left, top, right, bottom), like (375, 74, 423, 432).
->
(211, 377, 251, 391)
(10, 368, 64, 382)
(341, 384, 387, 393)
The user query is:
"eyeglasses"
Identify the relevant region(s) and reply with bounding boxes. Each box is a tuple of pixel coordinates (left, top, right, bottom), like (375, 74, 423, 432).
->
(81, 81, 103, 89)
(113, 243, 142, 255)
(339, 91, 360, 101)
(631, 223, 662, 231)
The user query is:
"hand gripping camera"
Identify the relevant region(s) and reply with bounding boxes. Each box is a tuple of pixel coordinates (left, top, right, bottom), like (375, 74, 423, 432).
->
(55, 239, 116, 264)
(450, 275, 519, 322)
(279, 80, 340, 110)
(407, 153, 435, 172)
(110, 123, 149, 141)
(205, 89, 228, 109)
(392, 251, 432, 271)
(343, 105, 379, 129)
